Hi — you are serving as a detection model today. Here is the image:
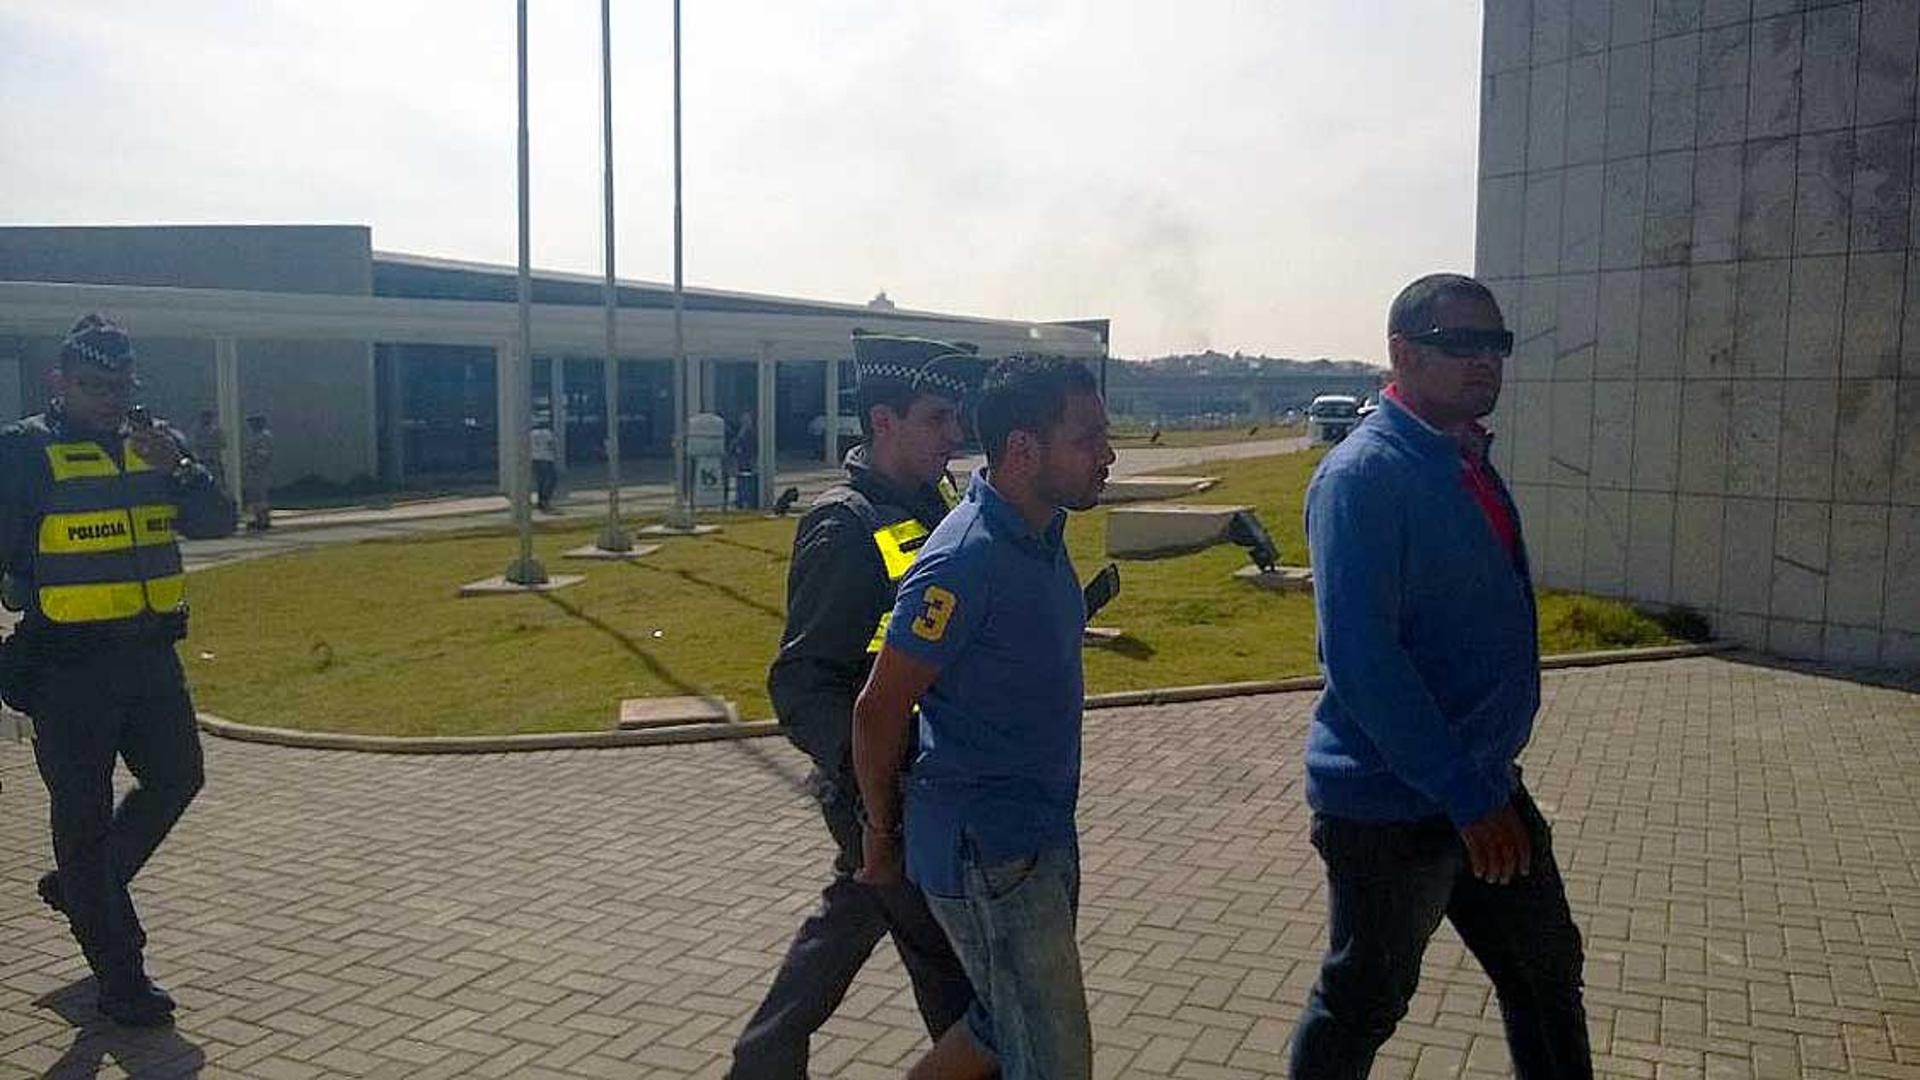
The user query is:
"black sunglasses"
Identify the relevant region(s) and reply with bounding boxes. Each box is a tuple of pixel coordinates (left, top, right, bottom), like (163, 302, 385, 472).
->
(1403, 327, 1514, 359)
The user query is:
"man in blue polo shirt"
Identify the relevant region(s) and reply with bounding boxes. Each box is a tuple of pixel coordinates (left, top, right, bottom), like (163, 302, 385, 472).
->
(851, 357, 1113, 1080)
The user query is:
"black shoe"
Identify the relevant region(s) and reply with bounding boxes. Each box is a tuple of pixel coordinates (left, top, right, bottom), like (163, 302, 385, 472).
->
(36, 871, 64, 915)
(98, 970, 175, 1028)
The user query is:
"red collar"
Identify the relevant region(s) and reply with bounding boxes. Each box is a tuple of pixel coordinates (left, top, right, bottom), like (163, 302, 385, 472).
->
(1382, 383, 1491, 456)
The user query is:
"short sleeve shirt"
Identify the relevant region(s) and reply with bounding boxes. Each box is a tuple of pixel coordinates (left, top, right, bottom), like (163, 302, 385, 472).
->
(885, 468, 1087, 897)
(529, 428, 558, 462)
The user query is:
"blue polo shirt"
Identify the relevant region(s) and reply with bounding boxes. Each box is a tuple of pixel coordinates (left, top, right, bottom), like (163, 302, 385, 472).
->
(885, 468, 1086, 897)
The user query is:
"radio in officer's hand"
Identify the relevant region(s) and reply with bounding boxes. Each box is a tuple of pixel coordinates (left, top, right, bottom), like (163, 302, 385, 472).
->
(125, 405, 154, 430)
(1083, 562, 1120, 619)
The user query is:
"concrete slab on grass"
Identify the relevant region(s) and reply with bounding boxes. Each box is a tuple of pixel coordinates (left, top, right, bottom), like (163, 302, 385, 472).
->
(1099, 475, 1219, 503)
(1234, 565, 1315, 592)
(457, 573, 587, 596)
(618, 695, 739, 729)
(1107, 503, 1250, 558)
(563, 543, 662, 561)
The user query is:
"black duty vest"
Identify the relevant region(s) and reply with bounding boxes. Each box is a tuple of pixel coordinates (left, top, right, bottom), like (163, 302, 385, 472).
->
(32, 436, 186, 624)
(861, 475, 959, 654)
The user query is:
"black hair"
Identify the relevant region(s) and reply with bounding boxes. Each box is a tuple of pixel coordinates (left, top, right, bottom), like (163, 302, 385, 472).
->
(974, 357, 1099, 465)
(1387, 273, 1500, 337)
(856, 379, 926, 440)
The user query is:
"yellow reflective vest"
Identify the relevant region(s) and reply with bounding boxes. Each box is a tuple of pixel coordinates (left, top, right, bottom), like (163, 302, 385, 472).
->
(864, 475, 960, 653)
(32, 437, 187, 625)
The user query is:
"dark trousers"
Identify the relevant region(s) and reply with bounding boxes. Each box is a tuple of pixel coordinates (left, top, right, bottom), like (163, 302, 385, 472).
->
(28, 645, 204, 976)
(533, 460, 558, 509)
(729, 768, 974, 1079)
(1290, 786, 1592, 1079)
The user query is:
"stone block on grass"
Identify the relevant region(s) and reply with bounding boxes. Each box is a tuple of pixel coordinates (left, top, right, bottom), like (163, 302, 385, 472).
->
(618, 696, 738, 730)
(1233, 566, 1315, 592)
(1107, 503, 1251, 559)
(1098, 476, 1220, 504)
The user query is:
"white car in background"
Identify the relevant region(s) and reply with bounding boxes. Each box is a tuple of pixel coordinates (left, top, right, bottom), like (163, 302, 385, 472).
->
(807, 413, 863, 458)
(1306, 394, 1361, 445)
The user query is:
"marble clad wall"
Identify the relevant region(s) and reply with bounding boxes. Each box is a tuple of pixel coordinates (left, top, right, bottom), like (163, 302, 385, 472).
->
(1477, 0, 1920, 669)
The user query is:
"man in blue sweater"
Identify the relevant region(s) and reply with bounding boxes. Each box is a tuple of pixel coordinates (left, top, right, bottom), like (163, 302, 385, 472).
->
(1289, 274, 1592, 1078)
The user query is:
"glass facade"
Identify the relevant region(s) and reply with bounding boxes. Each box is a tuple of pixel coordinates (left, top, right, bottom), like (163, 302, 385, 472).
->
(390, 344, 497, 478)
(378, 346, 858, 479)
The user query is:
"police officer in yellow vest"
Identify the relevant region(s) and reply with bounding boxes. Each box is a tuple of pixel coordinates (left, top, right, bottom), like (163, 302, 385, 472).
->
(729, 332, 989, 1078)
(0, 314, 236, 1027)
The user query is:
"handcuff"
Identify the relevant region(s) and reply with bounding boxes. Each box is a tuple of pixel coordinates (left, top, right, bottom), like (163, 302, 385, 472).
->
(858, 807, 903, 839)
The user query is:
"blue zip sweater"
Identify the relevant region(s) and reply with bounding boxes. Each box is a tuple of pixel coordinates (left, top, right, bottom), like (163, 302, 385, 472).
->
(1304, 394, 1539, 827)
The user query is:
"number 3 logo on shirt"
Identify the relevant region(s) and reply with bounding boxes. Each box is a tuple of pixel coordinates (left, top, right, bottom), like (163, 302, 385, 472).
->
(912, 585, 957, 642)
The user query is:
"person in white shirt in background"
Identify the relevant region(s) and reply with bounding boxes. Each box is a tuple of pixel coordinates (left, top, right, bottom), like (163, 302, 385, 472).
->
(529, 423, 559, 513)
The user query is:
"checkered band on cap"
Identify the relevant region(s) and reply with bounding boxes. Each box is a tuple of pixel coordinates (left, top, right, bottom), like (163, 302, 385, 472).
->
(59, 313, 135, 371)
(855, 360, 973, 398)
(851, 332, 983, 399)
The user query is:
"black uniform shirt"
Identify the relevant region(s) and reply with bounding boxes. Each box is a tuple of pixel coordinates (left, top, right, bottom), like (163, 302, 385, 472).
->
(768, 444, 952, 774)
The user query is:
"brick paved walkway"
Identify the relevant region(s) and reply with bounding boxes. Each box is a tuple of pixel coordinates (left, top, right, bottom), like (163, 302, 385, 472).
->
(2, 655, 1917, 1079)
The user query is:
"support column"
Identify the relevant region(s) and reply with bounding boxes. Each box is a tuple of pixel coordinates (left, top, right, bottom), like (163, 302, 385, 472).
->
(215, 336, 242, 503)
(496, 342, 515, 495)
(701, 356, 719, 414)
(757, 344, 777, 509)
(549, 356, 569, 469)
(383, 346, 407, 485)
(822, 356, 839, 464)
(362, 344, 379, 480)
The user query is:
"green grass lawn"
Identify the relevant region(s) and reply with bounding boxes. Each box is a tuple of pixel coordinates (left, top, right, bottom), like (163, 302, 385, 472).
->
(183, 449, 1675, 737)
(1108, 423, 1306, 449)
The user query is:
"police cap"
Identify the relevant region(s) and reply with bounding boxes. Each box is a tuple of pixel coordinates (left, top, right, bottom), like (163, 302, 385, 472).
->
(851, 330, 986, 402)
(59, 313, 136, 373)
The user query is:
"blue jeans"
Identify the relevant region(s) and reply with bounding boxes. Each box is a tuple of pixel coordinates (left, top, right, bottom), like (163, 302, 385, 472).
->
(924, 837, 1091, 1080)
(1290, 786, 1592, 1079)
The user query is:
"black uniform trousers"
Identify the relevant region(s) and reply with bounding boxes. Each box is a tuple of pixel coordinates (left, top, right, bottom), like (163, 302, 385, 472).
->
(728, 768, 973, 1079)
(28, 642, 204, 976)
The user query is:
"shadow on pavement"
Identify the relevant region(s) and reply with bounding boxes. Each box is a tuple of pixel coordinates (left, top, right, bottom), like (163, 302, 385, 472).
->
(34, 978, 205, 1079)
(722, 728, 811, 793)
(1718, 648, 1920, 694)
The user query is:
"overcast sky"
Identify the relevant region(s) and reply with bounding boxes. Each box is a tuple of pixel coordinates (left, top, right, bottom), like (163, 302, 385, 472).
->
(1, 1, 1482, 362)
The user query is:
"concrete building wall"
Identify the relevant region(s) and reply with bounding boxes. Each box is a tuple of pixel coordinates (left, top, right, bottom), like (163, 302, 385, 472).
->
(0, 226, 377, 484)
(1478, 0, 1920, 670)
